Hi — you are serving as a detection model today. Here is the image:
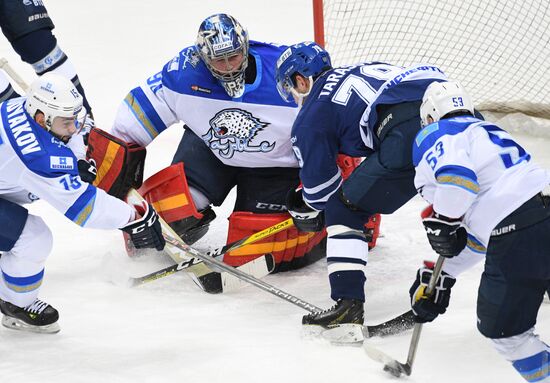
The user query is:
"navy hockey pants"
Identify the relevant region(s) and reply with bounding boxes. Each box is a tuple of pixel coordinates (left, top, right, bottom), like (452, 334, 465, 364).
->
(0, 198, 28, 252)
(477, 193, 550, 339)
(172, 128, 300, 213)
(340, 101, 422, 216)
(0, 0, 54, 42)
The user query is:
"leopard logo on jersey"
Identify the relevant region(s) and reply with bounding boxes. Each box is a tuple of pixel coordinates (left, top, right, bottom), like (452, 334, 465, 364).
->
(202, 108, 275, 159)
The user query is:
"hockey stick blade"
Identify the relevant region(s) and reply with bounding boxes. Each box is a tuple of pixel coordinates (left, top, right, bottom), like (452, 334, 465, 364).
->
(365, 257, 446, 378)
(128, 254, 205, 287)
(364, 343, 411, 377)
(365, 310, 415, 338)
(221, 253, 276, 292)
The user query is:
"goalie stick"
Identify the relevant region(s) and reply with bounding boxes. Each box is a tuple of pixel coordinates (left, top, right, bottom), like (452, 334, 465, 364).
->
(128, 252, 275, 288)
(128, 217, 293, 287)
(364, 256, 446, 377)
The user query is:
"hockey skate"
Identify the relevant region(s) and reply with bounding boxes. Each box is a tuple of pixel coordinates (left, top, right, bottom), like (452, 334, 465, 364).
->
(302, 299, 366, 344)
(0, 298, 60, 334)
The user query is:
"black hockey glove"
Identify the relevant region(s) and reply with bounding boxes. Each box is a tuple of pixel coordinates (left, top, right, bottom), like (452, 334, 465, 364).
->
(409, 264, 456, 323)
(422, 210, 467, 258)
(77, 159, 97, 183)
(286, 187, 325, 232)
(120, 202, 165, 251)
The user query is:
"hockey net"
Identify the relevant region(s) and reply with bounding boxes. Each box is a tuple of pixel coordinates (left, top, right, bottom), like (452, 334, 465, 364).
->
(313, 0, 550, 130)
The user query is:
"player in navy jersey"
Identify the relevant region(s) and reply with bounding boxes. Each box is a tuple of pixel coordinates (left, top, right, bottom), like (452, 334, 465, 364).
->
(409, 81, 550, 382)
(0, 0, 93, 114)
(276, 41, 447, 333)
(0, 73, 164, 334)
(106, 14, 329, 271)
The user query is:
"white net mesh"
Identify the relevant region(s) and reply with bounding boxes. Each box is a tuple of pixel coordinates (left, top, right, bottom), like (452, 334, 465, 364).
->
(321, 0, 550, 119)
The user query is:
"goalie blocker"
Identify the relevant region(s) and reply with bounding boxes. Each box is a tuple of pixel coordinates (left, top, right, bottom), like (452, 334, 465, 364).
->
(86, 127, 146, 200)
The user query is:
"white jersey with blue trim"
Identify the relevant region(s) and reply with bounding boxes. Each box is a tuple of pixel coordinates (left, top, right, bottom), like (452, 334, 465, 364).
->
(111, 41, 299, 168)
(0, 97, 133, 229)
(292, 62, 447, 210)
(413, 116, 550, 275)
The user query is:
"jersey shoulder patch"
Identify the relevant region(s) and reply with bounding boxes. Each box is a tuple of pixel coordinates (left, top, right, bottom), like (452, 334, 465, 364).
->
(413, 117, 477, 166)
(161, 45, 227, 99)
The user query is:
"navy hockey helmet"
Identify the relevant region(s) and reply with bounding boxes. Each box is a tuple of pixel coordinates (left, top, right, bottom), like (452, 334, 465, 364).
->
(196, 14, 249, 98)
(275, 41, 332, 103)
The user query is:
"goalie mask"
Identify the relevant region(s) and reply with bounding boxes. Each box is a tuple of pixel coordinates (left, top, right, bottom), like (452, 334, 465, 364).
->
(196, 13, 249, 98)
(26, 72, 85, 142)
(275, 41, 332, 104)
(420, 81, 475, 127)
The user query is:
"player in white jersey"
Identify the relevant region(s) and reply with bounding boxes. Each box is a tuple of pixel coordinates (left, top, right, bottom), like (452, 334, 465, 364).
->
(106, 14, 328, 271)
(0, 73, 165, 334)
(410, 81, 550, 382)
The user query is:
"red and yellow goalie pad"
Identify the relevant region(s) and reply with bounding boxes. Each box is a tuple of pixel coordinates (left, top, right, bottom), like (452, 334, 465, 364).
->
(223, 211, 327, 272)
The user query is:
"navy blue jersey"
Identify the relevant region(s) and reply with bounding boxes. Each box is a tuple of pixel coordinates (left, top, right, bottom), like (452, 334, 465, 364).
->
(292, 63, 447, 209)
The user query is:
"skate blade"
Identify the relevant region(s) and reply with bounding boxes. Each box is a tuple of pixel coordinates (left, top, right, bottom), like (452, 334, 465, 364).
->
(2, 316, 60, 334)
(302, 324, 365, 345)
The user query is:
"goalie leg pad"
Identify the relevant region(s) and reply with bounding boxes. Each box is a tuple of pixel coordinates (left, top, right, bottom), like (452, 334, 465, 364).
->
(138, 163, 215, 244)
(224, 212, 326, 272)
(86, 127, 146, 200)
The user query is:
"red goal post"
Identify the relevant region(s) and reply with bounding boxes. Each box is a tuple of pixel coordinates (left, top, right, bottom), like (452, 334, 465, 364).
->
(312, 0, 550, 120)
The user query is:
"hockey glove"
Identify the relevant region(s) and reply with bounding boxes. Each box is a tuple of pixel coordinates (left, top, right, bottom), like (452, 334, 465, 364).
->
(120, 202, 165, 251)
(77, 159, 97, 183)
(286, 187, 325, 232)
(422, 206, 467, 258)
(409, 264, 456, 323)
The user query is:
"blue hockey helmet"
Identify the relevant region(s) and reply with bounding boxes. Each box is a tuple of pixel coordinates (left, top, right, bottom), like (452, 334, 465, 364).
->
(275, 41, 332, 103)
(196, 14, 249, 98)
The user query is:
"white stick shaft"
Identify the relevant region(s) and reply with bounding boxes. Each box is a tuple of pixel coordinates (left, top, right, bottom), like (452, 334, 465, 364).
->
(0, 58, 30, 93)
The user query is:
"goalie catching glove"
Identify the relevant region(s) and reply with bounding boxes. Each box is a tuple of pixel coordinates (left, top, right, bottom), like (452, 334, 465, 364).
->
(421, 205, 467, 258)
(409, 262, 456, 323)
(286, 187, 325, 232)
(120, 201, 165, 251)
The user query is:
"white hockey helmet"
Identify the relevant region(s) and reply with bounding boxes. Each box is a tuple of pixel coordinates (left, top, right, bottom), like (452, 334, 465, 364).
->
(420, 81, 475, 126)
(25, 72, 84, 131)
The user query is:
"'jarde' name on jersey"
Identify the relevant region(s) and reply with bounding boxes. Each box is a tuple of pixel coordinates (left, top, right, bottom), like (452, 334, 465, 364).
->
(5, 100, 41, 155)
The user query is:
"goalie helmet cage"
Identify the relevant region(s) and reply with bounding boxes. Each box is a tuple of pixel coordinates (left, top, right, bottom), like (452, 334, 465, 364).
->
(312, 0, 550, 119)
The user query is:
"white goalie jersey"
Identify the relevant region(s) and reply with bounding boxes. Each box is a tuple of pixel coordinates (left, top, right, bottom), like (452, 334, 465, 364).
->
(413, 116, 550, 276)
(111, 41, 300, 169)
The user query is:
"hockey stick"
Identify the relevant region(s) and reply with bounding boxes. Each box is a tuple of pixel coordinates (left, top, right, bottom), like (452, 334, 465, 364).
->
(0, 58, 30, 93)
(364, 256, 446, 377)
(129, 189, 414, 336)
(163, 228, 416, 337)
(128, 217, 293, 286)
